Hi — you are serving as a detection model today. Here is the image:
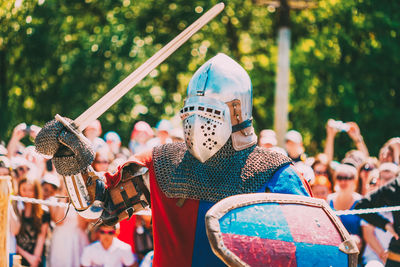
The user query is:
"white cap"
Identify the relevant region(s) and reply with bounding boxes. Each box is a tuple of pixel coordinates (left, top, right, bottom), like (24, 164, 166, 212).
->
(379, 162, 399, 174)
(0, 144, 7, 156)
(285, 130, 302, 144)
(41, 173, 60, 188)
(269, 146, 288, 156)
(11, 156, 32, 169)
(170, 128, 184, 140)
(156, 119, 173, 133)
(259, 129, 277, 146)
(0, 156, 11, 168)
(294, 161, 315, 183)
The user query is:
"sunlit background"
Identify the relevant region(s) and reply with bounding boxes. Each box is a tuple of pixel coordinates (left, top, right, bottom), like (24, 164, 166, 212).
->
(1, 0, 399, 159)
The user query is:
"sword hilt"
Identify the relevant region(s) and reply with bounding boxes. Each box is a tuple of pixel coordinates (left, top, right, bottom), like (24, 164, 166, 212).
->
(55, 114, 90, 144)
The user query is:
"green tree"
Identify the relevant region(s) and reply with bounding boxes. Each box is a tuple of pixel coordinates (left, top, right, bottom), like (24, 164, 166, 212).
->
(290, 0, 400, 158)
(1, 0, 399, 159)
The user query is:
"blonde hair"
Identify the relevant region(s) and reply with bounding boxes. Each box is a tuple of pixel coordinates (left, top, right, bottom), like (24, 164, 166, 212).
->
(18, 173, 43, 232)
(311, 175, 332, 189)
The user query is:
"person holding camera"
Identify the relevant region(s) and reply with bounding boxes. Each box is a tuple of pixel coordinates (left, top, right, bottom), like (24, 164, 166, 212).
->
(379, 138, 400, 165)
(7, 123, 41, 158)
(324, 119, 369, 163)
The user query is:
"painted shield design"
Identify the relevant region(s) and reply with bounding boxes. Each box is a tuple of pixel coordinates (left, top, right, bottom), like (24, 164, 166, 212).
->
(205, 193, 359, 267)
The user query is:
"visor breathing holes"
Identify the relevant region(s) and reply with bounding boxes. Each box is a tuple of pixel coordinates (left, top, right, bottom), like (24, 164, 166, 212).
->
(183, 108, 227, 155)
(198, 118, 219, 150)
(184, 121, 193, 149)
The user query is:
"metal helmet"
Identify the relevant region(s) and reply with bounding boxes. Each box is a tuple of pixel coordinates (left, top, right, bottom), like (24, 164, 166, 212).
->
(180, 53, 257, 163)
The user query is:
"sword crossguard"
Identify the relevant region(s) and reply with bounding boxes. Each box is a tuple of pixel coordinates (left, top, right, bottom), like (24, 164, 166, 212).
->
(55, 114, 91, 145)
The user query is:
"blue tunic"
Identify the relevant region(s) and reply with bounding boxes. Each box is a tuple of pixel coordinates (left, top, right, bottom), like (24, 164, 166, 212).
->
(329, 199, 362, 236)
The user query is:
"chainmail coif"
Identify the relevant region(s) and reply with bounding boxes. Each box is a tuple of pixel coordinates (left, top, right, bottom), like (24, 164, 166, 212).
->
(153, 138, 292, 203)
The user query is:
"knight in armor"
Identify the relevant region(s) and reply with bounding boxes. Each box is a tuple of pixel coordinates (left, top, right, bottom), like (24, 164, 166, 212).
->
(35, 53, 311, 266)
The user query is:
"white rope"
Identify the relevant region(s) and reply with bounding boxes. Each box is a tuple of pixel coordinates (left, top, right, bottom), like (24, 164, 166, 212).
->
(11, 195, 68, 207)
(12, 195, 400, 216)
(10, 195, 152, 215)
(334, 205, 400, 216)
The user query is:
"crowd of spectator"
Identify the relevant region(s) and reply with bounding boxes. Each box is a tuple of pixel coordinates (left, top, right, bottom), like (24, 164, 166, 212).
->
(3, 117, 400, 266)
(3, 119, 174, 267)
(259, 119, 400, 266)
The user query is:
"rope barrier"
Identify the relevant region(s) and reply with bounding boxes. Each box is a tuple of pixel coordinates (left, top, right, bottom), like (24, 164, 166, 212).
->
(11, 195, 68, 207)
(334, 205, 400, 216)
(11, 195, 400, 216)
(10, 195, 152, 215)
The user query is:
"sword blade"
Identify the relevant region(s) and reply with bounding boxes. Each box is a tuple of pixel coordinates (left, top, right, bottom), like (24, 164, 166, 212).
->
(73, 3, 225, 131)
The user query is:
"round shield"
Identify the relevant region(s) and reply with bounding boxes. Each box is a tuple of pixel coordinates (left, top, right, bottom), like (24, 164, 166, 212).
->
(205, 193, 359, 267)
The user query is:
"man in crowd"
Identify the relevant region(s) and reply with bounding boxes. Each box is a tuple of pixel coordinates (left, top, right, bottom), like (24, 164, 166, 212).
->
(258, 129, 277, 149)
(83, 119, 107, 152)
(285, 130, 306, 162)
(41, 173, 60, 200)
(145, 119, 173, 149)
(104, 131, 122, 155)
(81, 224, 137, 267)
(36, 53, 311, 266)
(378, 162, 399, 186)
(258, 129, 288, 156)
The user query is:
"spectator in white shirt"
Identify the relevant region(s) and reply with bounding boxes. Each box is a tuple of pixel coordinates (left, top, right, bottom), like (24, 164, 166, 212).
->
(81, 225, 137, 267)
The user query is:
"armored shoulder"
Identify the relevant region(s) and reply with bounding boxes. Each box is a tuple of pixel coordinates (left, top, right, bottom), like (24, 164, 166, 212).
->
(153, 142, 187, 167)
(248, 146, 292, 173)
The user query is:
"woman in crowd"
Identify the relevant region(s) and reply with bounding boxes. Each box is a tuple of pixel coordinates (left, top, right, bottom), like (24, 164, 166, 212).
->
(83, 119, 107, 152)
(129, 121, 154, 155)
(311, 153, 334, 191)
(310, 175, 332, 201)
(379, 137, 400, 164)
(357, 157, 379, 196)
(48, 189, 89, 267)
(327, 164, 363, 250)
(91, 148, 113, 173)
(14, 173, 50, 267)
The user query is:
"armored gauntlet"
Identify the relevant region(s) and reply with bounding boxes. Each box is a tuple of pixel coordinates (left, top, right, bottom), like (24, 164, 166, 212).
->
(63, 166, 105, 212)
(100, 162, 150, 226)
(63, 162, 150, 226)
(35, 118, 95, 175)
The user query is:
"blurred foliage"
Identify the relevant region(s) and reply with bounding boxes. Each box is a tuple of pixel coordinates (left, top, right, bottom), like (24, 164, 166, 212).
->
(1, 0, 399, 159)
